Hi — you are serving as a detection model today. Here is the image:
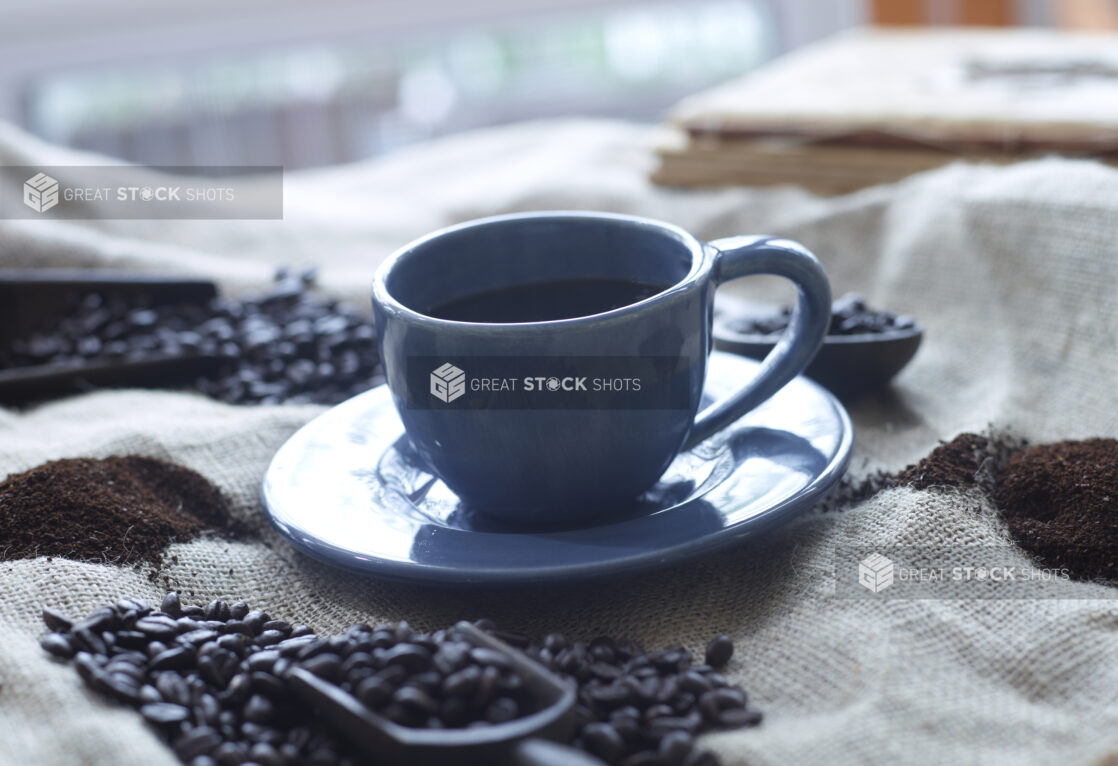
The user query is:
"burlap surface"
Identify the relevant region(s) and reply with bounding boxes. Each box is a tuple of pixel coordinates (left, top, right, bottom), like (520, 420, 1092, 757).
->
(1, 118, 1117, 765)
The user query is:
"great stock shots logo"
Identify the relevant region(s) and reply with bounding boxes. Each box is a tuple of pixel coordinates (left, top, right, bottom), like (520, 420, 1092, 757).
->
(430, 362, 466, 403)
(412, 356, 689, 410)
(858, 553, 895, 593)
(23, 172, 59, 213)
(2, 165, 283, 219)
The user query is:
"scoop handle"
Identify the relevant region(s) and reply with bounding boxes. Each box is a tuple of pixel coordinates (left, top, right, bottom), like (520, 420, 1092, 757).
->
(510, 738, 608, 766)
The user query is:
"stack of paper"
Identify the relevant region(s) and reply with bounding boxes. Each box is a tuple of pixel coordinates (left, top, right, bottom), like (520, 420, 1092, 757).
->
(654, 28, 1118, 193)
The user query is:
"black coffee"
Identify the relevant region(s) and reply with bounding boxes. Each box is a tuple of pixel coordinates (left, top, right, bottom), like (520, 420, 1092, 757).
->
(427, 278, 667, 323)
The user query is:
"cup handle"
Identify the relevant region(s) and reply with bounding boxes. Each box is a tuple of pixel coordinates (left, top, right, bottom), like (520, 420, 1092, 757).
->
(683, 236, 831, 450)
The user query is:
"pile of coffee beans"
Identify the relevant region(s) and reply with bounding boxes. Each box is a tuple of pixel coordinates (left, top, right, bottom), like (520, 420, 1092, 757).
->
(729, 292, 916, 336)
(3, 269, 384, 406)
(481, 623, 759, 766)
(42, 595, 760, 766)
(310, 625, 545, 730)
(42, 594, 361, 765)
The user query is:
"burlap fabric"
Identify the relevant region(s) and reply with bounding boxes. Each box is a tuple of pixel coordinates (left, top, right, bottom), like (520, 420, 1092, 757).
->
(1, 119, 1117, 765)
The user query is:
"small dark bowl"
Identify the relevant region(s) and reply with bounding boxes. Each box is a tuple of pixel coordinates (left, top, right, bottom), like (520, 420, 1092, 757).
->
(713, 309, 923, 399)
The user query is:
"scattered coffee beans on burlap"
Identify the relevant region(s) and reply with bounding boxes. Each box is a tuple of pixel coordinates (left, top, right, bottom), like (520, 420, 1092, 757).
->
(0, 457, 245, 568)
(481, 622, 759, 765)
(3, 269, 384, 406)
(993, 439, 1118, 583)
(42, 595, 759, 766)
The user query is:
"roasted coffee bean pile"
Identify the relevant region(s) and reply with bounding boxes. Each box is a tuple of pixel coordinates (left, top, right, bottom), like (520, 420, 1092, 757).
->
(482, 622, 759, 766)
(43, 595, 760, 766)
(42, 594, 360, 765)
(730, 292, 916, 336)
(4, 270, 384, 406)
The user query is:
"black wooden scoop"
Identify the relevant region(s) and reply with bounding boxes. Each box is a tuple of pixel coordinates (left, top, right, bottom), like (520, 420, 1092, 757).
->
(0, 269, 221, 403)
(289, 622, 605, 766)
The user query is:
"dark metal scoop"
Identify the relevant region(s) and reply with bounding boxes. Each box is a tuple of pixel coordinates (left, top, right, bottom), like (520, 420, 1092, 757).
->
(289, 622, 605, 766)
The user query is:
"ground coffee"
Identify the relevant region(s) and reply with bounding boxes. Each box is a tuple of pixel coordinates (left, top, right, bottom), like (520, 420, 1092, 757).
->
(828, 432, 1117, 584)
(42, 595, 759, 766)
(993, 439, 1118, 583)
(0, 457, 245, 568)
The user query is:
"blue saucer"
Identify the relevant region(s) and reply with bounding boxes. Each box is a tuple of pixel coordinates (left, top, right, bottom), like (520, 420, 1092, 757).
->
(262, 351, 853, 586)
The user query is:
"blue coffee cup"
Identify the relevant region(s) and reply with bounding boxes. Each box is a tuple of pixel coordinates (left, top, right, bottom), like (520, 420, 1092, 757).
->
(372, 211, 830, 525)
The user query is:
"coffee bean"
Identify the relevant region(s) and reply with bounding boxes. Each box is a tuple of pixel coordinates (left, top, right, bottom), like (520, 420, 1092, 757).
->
(355, 675, 394, 708)
(198, 649, 239, 688)
(248, 742, 283, 766)
(103, 674, 142, 704)
(443, 665, 481, 698)
(468, 647, 512, 670)
(178, 629, 220, 646)
(261, 620, 292, 635)
(249, 671, 287, 699)
(176, 617, 201, 633)
(174, 729, 223, 761)
(621, 752, 660, 766)
(205, 601, 230, 622)
(224, 673, 251, 704)
(221, 621, 252, 638)
(156, 672, 192, 707)
(213, 741, 250, 766)
(139, 684, 163, 704)
(302, 654, 343, 683)
(142, 702, 191, 725)
(243, 694, 275, 724)
(659, 730, 694, 766)
(712, 687, 746, 710)
(381, 643, 431, 672)
(717, 708, 762, 728)
(704, 636, 733, 668)
(115, 630, 149, 650)
(243, 611, 267, 634)
(486, 696, 519, 724)
(136, 615, 180, 641)
(161, 592, 183, 618)
(73, 607, 118, 634)
(42, 607, 73, 633)
(589, 661, 623, 681)
(394, 686, 438, 716)
(72, 628, 106, 656)
(683, 750, 720, 766)
(679, 670, 712, 696)
(41, 633, 76, 659)
(276, 635, 318, 656)
(255, 630, 285, 647)
(217, 634, 247, 654)
(582, 721, 625, 762)
(246, 650, 280, 672)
